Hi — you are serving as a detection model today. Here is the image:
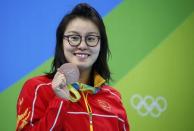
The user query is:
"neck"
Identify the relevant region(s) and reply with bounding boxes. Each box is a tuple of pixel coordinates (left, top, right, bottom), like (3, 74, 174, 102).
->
(79, 68, 92, 84)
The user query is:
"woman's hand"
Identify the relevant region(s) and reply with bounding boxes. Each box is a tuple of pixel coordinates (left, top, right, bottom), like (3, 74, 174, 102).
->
(52, 72, 70, 99)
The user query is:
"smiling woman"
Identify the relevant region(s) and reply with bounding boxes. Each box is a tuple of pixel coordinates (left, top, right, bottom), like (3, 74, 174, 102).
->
(16, 3, 129, 131)
(63, 18, 101, 78)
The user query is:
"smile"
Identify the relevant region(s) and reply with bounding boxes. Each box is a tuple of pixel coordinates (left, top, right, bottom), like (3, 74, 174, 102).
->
(74, 53, 90, 59)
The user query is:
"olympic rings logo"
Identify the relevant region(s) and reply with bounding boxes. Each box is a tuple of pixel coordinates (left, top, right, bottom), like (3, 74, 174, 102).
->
(130, 94, 167, 118)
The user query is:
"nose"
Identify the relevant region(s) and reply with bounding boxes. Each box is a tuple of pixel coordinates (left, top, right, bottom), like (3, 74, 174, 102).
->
(77, 38, 88, 50)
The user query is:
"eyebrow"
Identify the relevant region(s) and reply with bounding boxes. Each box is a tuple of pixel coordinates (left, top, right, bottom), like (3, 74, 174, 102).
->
(86, 32, 99, 35)
(65, 31, 99, 35)
(65, 31, 79, 34)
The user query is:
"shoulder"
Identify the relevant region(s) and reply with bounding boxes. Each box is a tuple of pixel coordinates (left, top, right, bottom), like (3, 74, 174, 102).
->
(20, 75, 53, 97)
(23, 75, 52, 87)
(25, 75, 52, 84)
(100, 85, 122, 101)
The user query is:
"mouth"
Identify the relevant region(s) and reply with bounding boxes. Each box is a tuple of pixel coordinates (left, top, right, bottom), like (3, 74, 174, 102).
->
(73, 52, 90, 59)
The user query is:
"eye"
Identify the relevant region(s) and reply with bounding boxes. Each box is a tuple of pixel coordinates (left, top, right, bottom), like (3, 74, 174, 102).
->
(86, 35, 97, 42)
(69, 35, 80, 42)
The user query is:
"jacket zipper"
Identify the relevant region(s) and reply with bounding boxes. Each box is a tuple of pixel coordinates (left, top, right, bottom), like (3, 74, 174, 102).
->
(81, 91, 93, 131)
(89, 112, 93, 131)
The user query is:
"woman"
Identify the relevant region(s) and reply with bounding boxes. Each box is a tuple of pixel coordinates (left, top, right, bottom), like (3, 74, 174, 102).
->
(16, 3, 129, 131)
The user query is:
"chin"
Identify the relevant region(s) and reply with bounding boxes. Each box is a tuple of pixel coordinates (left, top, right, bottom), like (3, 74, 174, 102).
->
(76, 63, 92, 71)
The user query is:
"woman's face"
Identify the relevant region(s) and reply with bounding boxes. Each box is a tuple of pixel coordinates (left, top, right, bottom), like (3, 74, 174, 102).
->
(63, 17, 100, 71)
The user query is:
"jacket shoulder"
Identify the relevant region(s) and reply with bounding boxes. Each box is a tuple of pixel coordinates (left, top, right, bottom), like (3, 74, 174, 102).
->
(24, 75, 51, 86)
(19, 75, 52, 96)
(101, 85, 122, 100)
(25, 75, 52, 84)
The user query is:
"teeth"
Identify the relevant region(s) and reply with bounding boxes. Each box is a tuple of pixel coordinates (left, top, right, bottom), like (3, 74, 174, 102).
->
(76, 54, 88, 59)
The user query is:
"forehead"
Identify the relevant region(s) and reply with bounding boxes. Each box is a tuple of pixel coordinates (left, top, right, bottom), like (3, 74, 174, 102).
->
(65, 17, 99, 35)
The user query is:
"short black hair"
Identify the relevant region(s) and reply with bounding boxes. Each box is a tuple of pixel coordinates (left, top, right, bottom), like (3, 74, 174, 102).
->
(47, 3, 111, 84)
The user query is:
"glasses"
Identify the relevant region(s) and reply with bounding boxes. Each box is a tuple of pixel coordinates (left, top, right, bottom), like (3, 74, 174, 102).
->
(63, 34, 100, 47)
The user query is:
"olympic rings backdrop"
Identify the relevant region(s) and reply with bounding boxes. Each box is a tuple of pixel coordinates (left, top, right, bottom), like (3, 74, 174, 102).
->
(0, 0, 194, 130)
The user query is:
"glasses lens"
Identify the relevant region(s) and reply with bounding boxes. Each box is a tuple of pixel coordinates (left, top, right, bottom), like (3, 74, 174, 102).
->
(86, 35, 99, 46)
(68, 35, 81, 46)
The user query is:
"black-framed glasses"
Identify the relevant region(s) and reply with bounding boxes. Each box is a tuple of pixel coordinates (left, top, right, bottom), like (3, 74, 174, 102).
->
(63, 34, 100, 47)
